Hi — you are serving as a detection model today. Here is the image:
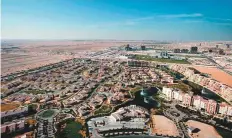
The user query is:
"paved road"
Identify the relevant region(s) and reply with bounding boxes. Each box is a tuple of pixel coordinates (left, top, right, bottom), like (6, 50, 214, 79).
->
(164, 101, 187, 121)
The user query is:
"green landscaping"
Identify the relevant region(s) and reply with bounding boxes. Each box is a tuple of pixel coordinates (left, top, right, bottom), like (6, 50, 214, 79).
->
(133, 55, 190, 64)
(94, 105, 112, 115)
(169, 83, 190, 92)
(39, 110, 55, 118)
(38, 109, 59, 119)
(216, 127, 232, 138)
(160, 67, 185, 80)
(183, 80, 203, 94)
(57, 120, 83, 138)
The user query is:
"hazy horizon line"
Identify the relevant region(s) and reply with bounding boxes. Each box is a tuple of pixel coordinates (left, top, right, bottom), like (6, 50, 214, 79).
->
(2, 38, 232, 43)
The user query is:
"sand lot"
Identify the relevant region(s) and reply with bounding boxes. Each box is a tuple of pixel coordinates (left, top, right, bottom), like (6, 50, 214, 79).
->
(193, 66, 232, 87)
(186, 120, 222, 138)
(151, 115, 179, 137)
(1, 40, 137, 76)
(1, 53, 74, 76)
(1, 103, 20, 112)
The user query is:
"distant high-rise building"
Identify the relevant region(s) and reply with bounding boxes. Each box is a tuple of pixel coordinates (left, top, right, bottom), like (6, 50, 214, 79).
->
(174, 49, 180, 53)
(190, 46, 198, 54)
(216, 45, 219, 48)
(181, 49, 189, 53)
(226, 44, 230, 49)
(160, 51, 169, 58)
(219, 49, 224, 55)
(125, 44, 132, 51)
(141, 45, 146, 50)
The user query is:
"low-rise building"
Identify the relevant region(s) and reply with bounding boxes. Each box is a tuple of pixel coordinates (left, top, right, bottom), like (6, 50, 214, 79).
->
(162, 87, 173, 101)
(1, 106, 28, 118)
(182, 93, 192, 107)
(1, 119, 25, 134)
(206, 99, 217, 114)
(227, 106, 232, 116)
(218, 102, 228, 115)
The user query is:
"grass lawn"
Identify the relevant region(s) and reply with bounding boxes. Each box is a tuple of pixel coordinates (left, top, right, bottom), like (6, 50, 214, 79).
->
(39, 109, 55, 118)
(169, 83, 190, 92)
(160, 67, 185, 80)
(133, 55, 190, 64)
(94, 105, 112, 115)
(216, 127, 232, 138)
(57, 121, 83, 138)
(183, 80, 203, 94)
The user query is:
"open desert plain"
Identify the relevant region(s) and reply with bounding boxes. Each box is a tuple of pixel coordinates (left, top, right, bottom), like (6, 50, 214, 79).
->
(1, 40, 141, 76)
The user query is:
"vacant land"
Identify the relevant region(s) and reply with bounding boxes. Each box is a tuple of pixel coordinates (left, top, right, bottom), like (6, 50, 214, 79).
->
(186, 120, 222, 138)
(1, 103, 20, 112)
(193, 66, 232, 87)
(151, 115, 179, 137)
(2, 40, 136, 76)
(1, 53, 73, 76)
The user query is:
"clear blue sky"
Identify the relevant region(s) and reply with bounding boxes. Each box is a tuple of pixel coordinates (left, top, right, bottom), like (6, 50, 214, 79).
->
(2, 0, 232, 41)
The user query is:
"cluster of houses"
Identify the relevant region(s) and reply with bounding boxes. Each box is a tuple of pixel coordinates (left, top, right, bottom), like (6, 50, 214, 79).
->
(1, 102, 28, 135)
(1, 104, 28, 118)
(1, 119, 25, 134)
(1, 59, 101, 104)
(162, 87, 232, 118)
(170, 64, 232, 104)
(214, 57, 232, 69)
(121, 66, 176, 87)
(109, 92, 126, 105)
(3, 92, 36, 104)
(188, 58, 216, 66)
(156, 69, 174, 84)
(63, 81, 98, 107)
(1, 79, 29, 98)
(76, 93, 106, 117)
(121, 67, 159, 86)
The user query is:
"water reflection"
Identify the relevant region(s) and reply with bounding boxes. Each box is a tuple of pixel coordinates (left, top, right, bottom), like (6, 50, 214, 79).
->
(127, 87, 160, 110)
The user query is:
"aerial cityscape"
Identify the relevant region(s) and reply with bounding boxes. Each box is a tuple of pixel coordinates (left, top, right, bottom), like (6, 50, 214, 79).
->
(1, 0, 232, 138)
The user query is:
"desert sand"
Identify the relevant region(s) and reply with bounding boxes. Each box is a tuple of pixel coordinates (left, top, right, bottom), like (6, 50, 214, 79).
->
(186, 120, 222, 138)
(193, 66, 232, 87)
(1, 40, 137, 76)
(151, 115, 179, 137)
(1, 103, 20, 112)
